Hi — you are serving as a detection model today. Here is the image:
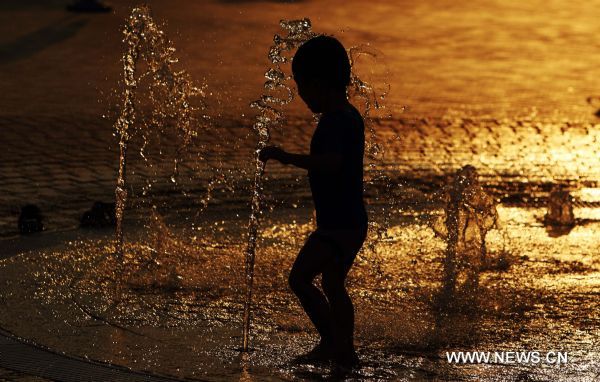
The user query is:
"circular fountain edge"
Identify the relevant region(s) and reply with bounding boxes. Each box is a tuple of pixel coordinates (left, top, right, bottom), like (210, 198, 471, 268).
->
(0, 326, 189, 382)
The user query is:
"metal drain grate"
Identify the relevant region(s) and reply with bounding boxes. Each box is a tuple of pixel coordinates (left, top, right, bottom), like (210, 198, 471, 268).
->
(0, 332, 184, 382)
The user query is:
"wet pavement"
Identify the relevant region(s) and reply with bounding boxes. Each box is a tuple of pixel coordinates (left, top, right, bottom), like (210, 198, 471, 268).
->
(0, 205, 598, 381)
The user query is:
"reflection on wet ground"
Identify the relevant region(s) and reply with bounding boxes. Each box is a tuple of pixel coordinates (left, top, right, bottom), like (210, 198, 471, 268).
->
(0, 204, 598, 381)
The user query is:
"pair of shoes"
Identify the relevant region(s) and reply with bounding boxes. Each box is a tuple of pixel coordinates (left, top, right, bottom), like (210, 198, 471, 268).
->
(293, 341, 333, 364)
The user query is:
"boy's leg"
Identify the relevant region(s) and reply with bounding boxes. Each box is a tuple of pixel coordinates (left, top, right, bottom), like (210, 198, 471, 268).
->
(289, 233, 337, 346)
(321, 256, 356, 363)
(318, 227, 367, 367)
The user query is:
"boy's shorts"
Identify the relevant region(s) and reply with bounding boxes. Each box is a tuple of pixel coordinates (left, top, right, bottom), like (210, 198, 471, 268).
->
(311, 225, 368, 267)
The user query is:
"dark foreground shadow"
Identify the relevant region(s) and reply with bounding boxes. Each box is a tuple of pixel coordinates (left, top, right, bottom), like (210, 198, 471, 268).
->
(220, 0, 303, 3)
(0, 0, 66, 11)
(0, 15, 89, 64)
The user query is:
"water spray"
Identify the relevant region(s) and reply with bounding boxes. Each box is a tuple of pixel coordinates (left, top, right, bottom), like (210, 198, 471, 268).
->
(114, 5, 204, 272)
(241, 18, 316, 352)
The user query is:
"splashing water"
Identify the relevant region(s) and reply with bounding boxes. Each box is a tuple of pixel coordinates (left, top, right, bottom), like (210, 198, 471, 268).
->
(347, 45, 397, 252)
(113, 6, 206, 268)
(348, 45, 391, 123)
(242, 18, 316, 352)
(430, 165, 499, 307)
(545, 185, 575, 226)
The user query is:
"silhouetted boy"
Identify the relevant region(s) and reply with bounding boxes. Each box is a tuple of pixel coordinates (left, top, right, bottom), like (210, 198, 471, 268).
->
(259, 35, 367, 370)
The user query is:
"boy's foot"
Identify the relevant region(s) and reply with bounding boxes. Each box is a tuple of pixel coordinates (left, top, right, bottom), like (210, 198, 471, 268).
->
(330, 353, 360, 380)
(293, 341, 333, 364)
(332, 348, 360, 371)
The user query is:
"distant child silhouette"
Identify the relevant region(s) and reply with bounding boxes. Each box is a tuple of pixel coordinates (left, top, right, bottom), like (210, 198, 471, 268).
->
(259, 35, 367, 370)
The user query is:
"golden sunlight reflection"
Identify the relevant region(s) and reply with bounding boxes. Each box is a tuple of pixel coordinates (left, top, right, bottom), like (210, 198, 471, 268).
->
(1, 0, 600, 380)
(0, 202, 598, 380)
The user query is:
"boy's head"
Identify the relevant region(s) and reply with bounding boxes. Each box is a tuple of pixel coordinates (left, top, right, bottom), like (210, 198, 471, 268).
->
(292, 35, 351, 112)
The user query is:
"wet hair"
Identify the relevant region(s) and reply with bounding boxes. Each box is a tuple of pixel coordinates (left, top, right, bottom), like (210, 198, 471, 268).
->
(292, 35, 351, 90)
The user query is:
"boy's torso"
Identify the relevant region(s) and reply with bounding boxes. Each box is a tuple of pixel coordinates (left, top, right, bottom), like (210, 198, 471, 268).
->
(309, 106, 368, 229)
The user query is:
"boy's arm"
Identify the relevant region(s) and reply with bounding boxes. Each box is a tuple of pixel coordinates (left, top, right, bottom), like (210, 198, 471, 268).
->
(260, 146, 342, 172)
(282, 151, 342, 172)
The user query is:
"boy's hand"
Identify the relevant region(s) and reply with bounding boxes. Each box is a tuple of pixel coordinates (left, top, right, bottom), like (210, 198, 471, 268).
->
(259, 146, 286, 163)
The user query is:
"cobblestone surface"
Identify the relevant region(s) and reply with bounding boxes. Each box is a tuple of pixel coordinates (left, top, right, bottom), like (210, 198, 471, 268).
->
(0, 111, 310, 237)
(2, 0, 600, 238)
(0, 115, 119, 236)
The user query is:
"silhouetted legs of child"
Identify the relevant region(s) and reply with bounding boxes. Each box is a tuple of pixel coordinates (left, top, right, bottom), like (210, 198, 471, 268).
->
(289, 232, 359, 368)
